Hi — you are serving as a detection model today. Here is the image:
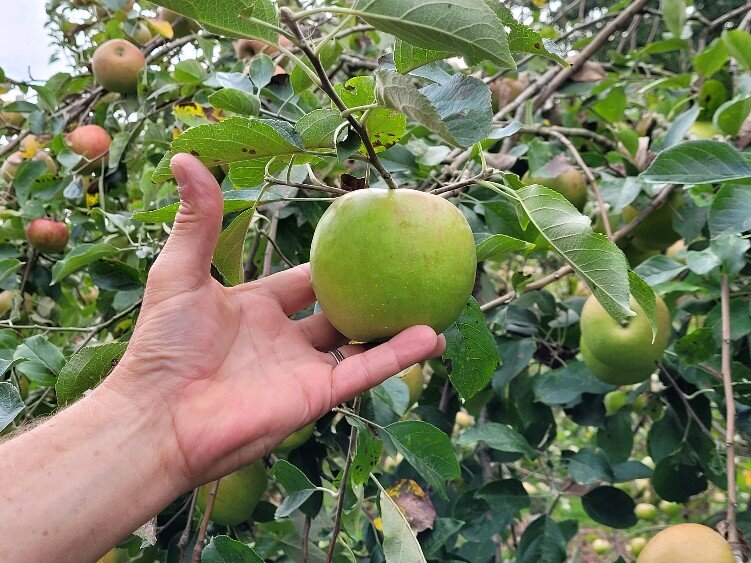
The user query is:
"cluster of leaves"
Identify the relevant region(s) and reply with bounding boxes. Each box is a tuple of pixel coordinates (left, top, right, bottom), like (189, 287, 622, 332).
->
(2, 0, 751, 561)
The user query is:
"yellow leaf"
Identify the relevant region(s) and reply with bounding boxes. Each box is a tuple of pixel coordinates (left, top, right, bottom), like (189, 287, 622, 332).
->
(147, 18, 174, 40)
(86, 192, 100, 207)
(173, 102, 210, 127)
(373, 517, 383, 532)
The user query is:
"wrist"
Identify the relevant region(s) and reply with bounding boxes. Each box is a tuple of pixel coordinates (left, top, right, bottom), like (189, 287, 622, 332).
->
(94, 364, 193, 494)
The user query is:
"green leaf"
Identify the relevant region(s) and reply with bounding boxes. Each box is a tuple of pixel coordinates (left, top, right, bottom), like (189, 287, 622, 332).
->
(152, 117, 303, 182)
(375, 70, 492, 147)
(652, 454, 708, 502)
(641, 140, 751, 185)
(0, 382, 24, 432)
(723, 29, 751, 71)
(515, 185, 634, 321)
(0, 258, 22, 281)
(55, 342, 128, 405)
(491, 3, 567, 65)
(442, 298, 499, 399)
(709, 184, 751, 235)
(675, 327, 716, 365)
(532, 362, 615, 405)
(208, 88, 261, 116)
(173, 60, 205, 84)
(694, 38, 729, 77)
(592, 86, 626, 123)
(567, 448, 613, 485)
(294, 109, 344, 149)
(713, 96, 751, 136)
(380, 420, 460, 499)
(270, 459, 317, 518)
(581, 486, 637, 529)
(133, 189, 285, 223)
(333, 75, 376, 108)
(663, 105, 700, 149)
(421, 518, 465, 557)
(202, 536, 263, 563)
(351, 426, 383, 486)
(629, 271, 657, 342)
(51, 244, 120, 284)
(516, 515, 567, 563)
(457, 422, 534, 457)
(712, 233, 750, 275)
(351, 0, 514, 68)
(372, 376, 410, 416)
(661, 0, 686, 38)
(379, 485, 427, 563)
(634, 255, 688, 285)
(89, 259, 143, 292)
(394, 40, 451, 73)
(212, 207, 254, 286)
(365, 109, 406, 153)
(475, 233, 534, 262)
(13, 335, 66, 386)
(150, 0, 278, 41)
(597, 409, 633, 463)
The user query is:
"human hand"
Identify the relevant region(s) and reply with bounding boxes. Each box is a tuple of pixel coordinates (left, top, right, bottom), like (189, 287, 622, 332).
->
(104, 153, 445, 489)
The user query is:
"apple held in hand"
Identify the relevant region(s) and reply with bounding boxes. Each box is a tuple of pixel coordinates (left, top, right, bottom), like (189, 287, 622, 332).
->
(25, 218, 69, 254)
(310, 189, 476, 342)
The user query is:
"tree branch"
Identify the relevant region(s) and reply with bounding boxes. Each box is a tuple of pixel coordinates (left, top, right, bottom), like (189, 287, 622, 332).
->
(279, 7, 398, 189)
(721, 274, 741, 558)
(191, 480, 220, 563)
(326, 394, 361, 563)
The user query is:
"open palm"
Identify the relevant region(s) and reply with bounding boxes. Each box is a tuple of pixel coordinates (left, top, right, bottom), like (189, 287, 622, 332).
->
(109, 153, 444, 486)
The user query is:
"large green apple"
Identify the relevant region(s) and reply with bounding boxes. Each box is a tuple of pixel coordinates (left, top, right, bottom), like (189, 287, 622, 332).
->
(196, 461, 267, 526)
(637, 523, 734, 563)
(580, 294, 670, 385)
(274, 422, 315, 455)
(310, 189, 476, 342)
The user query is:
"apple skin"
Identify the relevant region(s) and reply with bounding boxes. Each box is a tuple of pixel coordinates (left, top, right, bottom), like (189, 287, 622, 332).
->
(196, 461, 267, 526)
(310, 189, 476, 342)
(25, 218, 69, 254)
(1, 151, 58, 182)
(274, 422, 315, 455)
(156, 8, 200, 38)
(0, 290, 13, 315)
(523, 155, 588, 212)
(636, 523, 734, 563)
(580, 294, 670, 385)
(635, 503, 658, 521)
(398, 363, 424, 406)
(66, 124, 111, 172)
(91, 39, 146, 94)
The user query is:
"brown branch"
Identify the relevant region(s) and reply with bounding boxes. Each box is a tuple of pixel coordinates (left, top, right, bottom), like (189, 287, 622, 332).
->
(430, 169, 496, 196)
(518, 124, 617, 150)
(659, 364, 717, 444)
(326, 395, 361, 563)
(177, 489, 199, 554)
(191, 480, 220, 563)
(279, 7, 398, 190)
(265, 175, 348, 195)
(262, 211, 279, 278)
(533, 0, 652, 111)
(721, 274, 742, 558)
(302, 516, 311, 563)
(541, 128, 612, 238)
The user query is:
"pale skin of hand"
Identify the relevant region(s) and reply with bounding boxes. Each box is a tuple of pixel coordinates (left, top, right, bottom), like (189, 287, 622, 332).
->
(0, 153, 445, 562)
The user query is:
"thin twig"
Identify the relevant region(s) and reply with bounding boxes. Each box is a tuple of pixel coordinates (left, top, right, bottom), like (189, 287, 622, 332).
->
(279, 8, 398, 190)
(518, 124, 617, 150)
(265, 175, 348, 195)
(302, 515, 311, 563)
(262, 211, 279, 277)
(191, 480, 220, 563)
(430, 169, 497, 196)
(542, 128, 612, 238)
(720, 274, 741, 558)
(177, 489, 199, 554)
(659, 364, 717, 444)
(534, 0, 652, 111)
(326, 394, 361, 563)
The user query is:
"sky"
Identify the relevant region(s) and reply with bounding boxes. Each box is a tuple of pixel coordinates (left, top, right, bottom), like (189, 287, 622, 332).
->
(0, 1, 68, 82)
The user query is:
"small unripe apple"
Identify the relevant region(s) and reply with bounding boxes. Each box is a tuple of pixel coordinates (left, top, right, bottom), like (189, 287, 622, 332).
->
(591, 538, 611, 555)
(1, 151, 58, 182)
(455, 410, 474, 428)
(658, 500, 683, 517)
(91, 39, 146, 94)
(523, 155, 588, 211)
(196, 462, 267, 526)
(629, 537, 648, 557)
(0, 290, 13, 315)
(25, 218, 69, 254)
(635, 503, 658, 521)
(130, 21, 153, 45)
(66, 124, 111, 172)
(488, 74, 528, 111)
(273, 422, 315, 455)
(603, 390, 628, 416)
(0, 111, 24, 129)
(397, 363, 424, 406)
(81, 285, 100, 305)
(688, 121, 722, 140)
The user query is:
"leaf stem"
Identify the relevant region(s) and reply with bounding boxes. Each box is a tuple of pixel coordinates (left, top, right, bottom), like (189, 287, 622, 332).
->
(313, 15, 354, 55)
(340, 103, 380, 118)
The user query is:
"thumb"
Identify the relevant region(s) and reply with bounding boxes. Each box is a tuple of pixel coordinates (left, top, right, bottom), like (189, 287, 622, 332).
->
(152, 153, 223, 288)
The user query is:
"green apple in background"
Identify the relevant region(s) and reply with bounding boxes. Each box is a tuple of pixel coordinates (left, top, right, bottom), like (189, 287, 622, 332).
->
(635, 502, 658, 521)
(196, 461, 267, 526)
(274, 422, 315, 455)
(523, 154, 588, 211)
(310, 189, 476, 342)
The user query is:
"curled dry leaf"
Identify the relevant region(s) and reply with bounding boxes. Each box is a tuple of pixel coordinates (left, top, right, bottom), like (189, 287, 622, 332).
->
(386, 479, 437, 533)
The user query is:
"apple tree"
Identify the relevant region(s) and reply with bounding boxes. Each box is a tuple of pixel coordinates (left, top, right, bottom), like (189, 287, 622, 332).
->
(1, 0, 751, 561)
